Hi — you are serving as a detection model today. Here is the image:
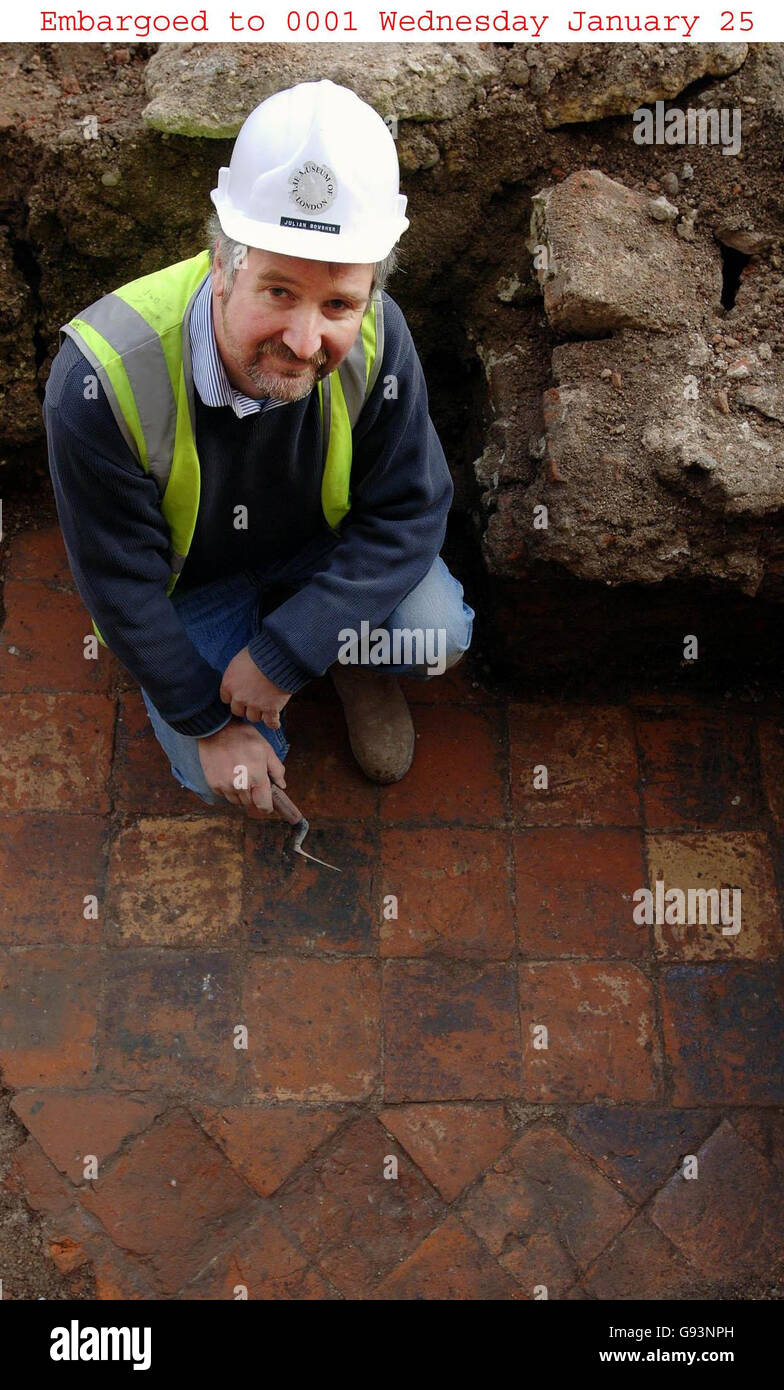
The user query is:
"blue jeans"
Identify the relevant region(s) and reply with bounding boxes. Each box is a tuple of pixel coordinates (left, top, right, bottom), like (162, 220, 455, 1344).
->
(141, 543, 474, 806)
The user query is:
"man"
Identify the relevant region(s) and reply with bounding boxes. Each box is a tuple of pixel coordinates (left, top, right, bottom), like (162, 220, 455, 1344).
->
(43, 79, 474, 819)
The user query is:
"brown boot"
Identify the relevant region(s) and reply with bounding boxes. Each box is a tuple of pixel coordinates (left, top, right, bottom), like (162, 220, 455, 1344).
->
(329, 662, 415, 784)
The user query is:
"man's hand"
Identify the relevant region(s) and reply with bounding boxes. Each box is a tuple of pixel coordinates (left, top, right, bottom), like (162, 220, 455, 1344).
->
(197, 720, 286, 817)
(220, 646, 292, 728)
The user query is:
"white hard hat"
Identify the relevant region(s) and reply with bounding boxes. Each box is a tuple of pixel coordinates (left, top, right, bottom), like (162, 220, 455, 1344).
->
(210, 79, 409, 264)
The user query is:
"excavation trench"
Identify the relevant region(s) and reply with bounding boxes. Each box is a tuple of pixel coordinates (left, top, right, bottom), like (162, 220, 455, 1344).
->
(2, 39, 784, 696)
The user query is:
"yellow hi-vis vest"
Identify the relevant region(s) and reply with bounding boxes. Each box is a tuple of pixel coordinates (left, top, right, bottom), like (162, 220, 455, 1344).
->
(61, 248, 385, 648)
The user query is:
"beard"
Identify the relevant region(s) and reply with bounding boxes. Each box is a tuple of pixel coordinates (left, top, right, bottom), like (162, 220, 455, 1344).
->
(220, 304, 329, 403)
(242, 341, 330, 402)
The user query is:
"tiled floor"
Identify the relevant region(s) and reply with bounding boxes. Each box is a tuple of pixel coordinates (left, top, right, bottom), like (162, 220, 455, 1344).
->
(1, 524, 783, 1300)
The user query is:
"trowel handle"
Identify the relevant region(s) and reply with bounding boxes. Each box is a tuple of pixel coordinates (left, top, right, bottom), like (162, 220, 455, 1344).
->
(271, 784, 305, 826)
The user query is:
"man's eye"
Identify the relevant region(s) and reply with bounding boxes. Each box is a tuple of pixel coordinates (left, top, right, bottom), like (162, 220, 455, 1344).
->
(267, 287, 289, 297)
(328, 300, 351, 311)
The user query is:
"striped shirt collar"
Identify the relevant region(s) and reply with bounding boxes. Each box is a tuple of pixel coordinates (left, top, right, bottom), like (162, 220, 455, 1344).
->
(189, 272, 286, 419)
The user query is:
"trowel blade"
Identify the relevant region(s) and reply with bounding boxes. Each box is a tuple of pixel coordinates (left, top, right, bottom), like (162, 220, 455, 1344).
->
(292, 817, 342, 873)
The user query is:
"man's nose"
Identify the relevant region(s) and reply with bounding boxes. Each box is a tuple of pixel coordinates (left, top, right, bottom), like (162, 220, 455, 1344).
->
(280, 306, 324, 363)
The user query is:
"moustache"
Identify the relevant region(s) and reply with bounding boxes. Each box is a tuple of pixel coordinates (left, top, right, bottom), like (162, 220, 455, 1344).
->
(256, 341, 328, 370)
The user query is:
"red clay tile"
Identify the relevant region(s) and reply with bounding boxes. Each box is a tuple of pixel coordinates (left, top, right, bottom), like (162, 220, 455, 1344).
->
(40, 1210, 157, 1300)
(514, 828, 647, 957)
(378, 1102, 514, 1201)
(187, 1207, 333, 1299)
(88, 1238, 161, 1300)
(99, 950, 241, 1095)
(105, 815, 243, 946)
(113, 691, 205, 815)
(650, 1119, 784, 1283)
(245, 821, 376, 954)
(11, 1090, 164, 1184)
(6, 1135, 75, 1215)
(383, 961, 521, 1101)
(583, 1215, 712, 1299)
(518, 962, 660, 1103)
(0, 580, 112, 693)
(0, 814, 106, 945)
(379, 706, 506, 824)
(0, 946, 99, 1088)
(0, 692, 114, 813)
(243, 957, 380, 1101)
(6, 525, 75, 586)
(730, 1109, 784, 1171)
(275, 1114, 444, 1297)
(80, 1108, 258, 1295)
(399, 658, 500, 706)
(379, 828, 514, 959)
(281, 700, 378, 821)
(43, 1207, 161, 1300)
(565, 1105, 717, 1203)
(645, 831, 780, 960)
(660, 963, 784, 1104)
(195, 1104, 346, 1196)
(371, 1214, 522, 1299)
(635, 710, 764, 828)
(460, 1124, 632, 1284)
(495, 1230, 579, 1298)
(509, 704, 640, 825)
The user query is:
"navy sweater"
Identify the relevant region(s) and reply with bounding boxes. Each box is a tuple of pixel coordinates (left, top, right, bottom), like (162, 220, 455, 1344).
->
(43, 286, 454, 737)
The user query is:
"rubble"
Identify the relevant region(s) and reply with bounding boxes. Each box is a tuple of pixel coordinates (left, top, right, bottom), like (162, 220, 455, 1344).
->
(142, 42, 502, 137)
(525, 42, 748, 128)
(530, 170, 721, 335)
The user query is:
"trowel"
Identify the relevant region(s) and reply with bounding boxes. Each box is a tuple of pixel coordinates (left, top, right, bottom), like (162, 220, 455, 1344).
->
(270, 784, 342, 872)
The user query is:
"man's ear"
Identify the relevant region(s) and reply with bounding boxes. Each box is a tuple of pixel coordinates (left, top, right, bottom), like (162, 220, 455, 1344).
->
(211, 242, 226, 299)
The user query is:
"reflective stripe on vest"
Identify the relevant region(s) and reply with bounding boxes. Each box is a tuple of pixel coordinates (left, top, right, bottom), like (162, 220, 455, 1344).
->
(60, 249, 384, 649)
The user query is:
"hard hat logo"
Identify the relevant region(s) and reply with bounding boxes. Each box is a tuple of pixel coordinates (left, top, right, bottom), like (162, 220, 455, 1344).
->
(289, 162, 338, 215)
